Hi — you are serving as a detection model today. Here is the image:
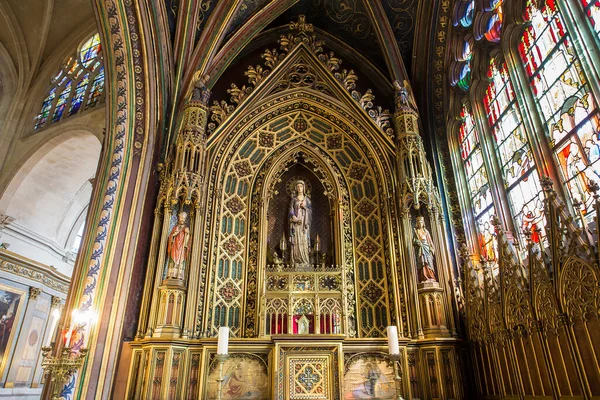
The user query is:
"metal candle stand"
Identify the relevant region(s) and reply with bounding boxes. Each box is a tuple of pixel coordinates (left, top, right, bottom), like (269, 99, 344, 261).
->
(389, 353, 405, 400)
(215, 353, 229, 400)
(41, 345, 89, 400)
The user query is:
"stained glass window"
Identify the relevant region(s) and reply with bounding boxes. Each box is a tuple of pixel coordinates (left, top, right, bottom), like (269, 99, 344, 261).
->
(33, 33, 104, 131)
(474, 0, 504, 42)
(582, 0, 600, 35)
(69, 74, 89, 116)
(450, 35, 474, 91)
(34, 88, 56, 130)
(519, 1, 600, 221)
(86, 67, 104, 109)
(453, 0, 475, 28)
(52, 81, 72, 122)
(483, 60, 545, 243)
(459, 106, 497, 260)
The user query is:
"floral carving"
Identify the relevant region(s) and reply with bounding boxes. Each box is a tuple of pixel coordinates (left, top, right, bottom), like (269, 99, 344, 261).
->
(223, 237, 242, 257)
(259, 131, 275, 148)
(294, 117, 308, 132)
(206, 15, 394, 138)
(219, 281, 239, 302)
(233, 160, 253, 177)
(362, 282, 384, 304)
(358, 238, 379, 259)
(347, 163, 368, 181)
(326, 134, 342, 149)
(355, 200, 376, 217)
(226, 196, 244, 214)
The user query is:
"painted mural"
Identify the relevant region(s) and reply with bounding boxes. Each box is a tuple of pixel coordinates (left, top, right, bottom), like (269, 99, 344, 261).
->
(344, 356, 395, 399)
(205, 354, 269, 399)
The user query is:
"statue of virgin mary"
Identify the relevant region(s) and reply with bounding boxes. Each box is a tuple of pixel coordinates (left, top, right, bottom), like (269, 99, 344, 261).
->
(289, 180, 312, 265)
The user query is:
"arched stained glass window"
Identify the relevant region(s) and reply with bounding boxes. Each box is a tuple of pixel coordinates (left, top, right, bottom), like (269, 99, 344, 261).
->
(34, 33, 104, 131)
(519, 1, 600, 221)
(483, 60, 545, 243)
(459, 105, 497, 259)
(582, 0, 600, 35)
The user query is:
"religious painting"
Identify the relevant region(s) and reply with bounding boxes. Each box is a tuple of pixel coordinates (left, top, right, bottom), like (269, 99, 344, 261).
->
(205, 354, 269, 399)
(0, 287, 23, 373)
(344, 355, 395, 399)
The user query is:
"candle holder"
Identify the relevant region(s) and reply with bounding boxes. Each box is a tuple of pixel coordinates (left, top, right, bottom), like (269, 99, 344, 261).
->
(41, 345, 89, 400)
(389, 353, 405, 400)
(215, 353, 229, 400)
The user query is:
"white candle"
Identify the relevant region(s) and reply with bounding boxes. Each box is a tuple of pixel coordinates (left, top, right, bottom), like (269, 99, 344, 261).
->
(44, 311, 59, 347)
(217, 326, 229, 355)
(387, 325, 399, 355)
(64, 330, 72, 348)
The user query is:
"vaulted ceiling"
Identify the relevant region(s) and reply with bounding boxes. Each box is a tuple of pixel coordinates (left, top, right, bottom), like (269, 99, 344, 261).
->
(157, 0, 450, 141)
(165, 0, 419, 79)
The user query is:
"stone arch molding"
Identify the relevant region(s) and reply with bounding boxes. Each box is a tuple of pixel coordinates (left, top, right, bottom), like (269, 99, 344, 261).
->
(201, 83, 400, 339)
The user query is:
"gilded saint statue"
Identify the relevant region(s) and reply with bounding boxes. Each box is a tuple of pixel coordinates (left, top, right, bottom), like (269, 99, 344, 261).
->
(166, 211, 190, 280)
(413, 216, 437, 282)
(289, 180, 312, 265)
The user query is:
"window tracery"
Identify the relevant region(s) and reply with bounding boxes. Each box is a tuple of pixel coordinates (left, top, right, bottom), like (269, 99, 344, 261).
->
(34, 33, 105, 130)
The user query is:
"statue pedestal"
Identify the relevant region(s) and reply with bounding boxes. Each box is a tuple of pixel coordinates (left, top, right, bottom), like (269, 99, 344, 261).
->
(417, 280, 440, 290)
(417, 284, 450, 338)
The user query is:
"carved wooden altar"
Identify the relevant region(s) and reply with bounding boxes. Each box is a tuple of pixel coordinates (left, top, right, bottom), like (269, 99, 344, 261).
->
(125, 16, 464, 400)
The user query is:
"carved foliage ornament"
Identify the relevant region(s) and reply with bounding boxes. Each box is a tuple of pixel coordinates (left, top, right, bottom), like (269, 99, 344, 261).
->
(208, 15, 393, 137)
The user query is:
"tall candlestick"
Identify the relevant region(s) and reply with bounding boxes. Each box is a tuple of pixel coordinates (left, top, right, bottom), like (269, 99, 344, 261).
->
(387, 325, 399, 355)
(314, 234, 320, 252)
(217, 326, 229, 355)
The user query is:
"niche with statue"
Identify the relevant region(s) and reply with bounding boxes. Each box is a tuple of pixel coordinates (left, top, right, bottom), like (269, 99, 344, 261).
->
(261, 156, 346, 336)
(266, 163, 333, 267)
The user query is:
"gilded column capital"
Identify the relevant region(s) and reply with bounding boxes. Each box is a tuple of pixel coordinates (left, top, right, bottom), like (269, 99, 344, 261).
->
(51, 296, 62, 308)
(29, 286, 42, 299)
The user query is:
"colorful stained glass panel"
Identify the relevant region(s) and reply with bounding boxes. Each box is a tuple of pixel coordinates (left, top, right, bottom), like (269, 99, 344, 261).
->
(459, 106, 498, 258)
(34, 89, 56, 130)
(80, 34, 101, 67)
(521, 1, 600, 219)
(69, 74, 89, 116)
(582, 0, 600, 35)
(484, 60, 545, 242)
(52, 81, 72, 122)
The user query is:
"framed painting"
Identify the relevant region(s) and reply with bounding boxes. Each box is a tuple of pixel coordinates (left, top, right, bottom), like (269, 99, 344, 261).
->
(0, 285, 24, 377)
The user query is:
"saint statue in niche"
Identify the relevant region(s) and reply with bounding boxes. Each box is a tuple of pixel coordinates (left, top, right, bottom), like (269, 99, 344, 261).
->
(297, 314, 310, 334)
(413, 216, 437, 282)
(289, 180, 312, 265)
(166, 211, 190, 280)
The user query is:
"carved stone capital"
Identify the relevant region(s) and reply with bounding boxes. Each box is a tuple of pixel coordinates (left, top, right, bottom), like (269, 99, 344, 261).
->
(51, 296, 61, 308)
(29, 286, 42, 299)
(0, 213, 14, 230)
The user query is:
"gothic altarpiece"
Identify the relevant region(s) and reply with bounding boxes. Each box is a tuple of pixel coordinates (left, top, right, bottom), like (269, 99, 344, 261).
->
(127, 18, 463, 399)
